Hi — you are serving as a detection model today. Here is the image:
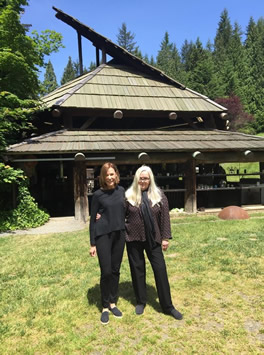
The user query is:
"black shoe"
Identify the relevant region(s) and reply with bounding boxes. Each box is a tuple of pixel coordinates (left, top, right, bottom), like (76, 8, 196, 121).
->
(135, 304, 145, 315)
(109, 306, 122, 318)
(100, 311, 109, 324)
(170, 308, 183, 320)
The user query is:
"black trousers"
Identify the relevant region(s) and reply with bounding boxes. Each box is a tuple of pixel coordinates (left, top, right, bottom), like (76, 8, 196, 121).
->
(126, 241, 174, 314)
(95, 230, 125, 308)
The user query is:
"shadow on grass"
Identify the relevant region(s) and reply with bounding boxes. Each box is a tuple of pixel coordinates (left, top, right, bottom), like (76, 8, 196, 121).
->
(87, 281, 161, 312)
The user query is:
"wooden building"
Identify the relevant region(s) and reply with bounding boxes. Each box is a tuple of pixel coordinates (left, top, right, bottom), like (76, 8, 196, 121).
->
(4, 7, 264, 221)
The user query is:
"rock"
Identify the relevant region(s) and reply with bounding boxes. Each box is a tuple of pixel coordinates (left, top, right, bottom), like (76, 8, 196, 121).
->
(218, 206, 249, 220)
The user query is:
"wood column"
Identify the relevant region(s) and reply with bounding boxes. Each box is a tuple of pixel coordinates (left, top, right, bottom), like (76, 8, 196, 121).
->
(101, 47, 106, 64)
(260, 162, 264, 205)
(74, 161, 88, 222)
(184, 159, 197, 213)
(77, 32, 83, 75)
(96, 47, 100, 67)
(63, 112, 72, 129)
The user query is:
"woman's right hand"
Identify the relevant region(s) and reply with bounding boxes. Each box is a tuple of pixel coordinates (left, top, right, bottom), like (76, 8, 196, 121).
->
(96, 213, 101, 220)
(90, 246, 97, 257)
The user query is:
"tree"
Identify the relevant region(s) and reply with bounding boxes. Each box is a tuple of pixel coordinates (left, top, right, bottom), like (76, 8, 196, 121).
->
(60, 56, 76, 85)
(212, 9, 235, 97)
(156, 32, 182, 81)
(215, 95, 254, 133)
(41, 60, 58, 95)
(0, 0, 63, 148)
(244, 17, 264, 132)
(89, 61, 97, 71)
(182, 39, 220, 98)
(117, 22, 138, 53)
(0, 0, 64, 227)
(0, 91, 40, 150)
(0, 0, 63, 99)
(72, 59, 89, 77)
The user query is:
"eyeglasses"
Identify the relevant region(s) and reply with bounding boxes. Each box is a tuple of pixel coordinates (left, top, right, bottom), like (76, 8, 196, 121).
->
(139, 177, 150, 182)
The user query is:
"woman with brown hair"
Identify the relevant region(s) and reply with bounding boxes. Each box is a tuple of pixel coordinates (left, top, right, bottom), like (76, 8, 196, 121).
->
(89, 162, 125, 325)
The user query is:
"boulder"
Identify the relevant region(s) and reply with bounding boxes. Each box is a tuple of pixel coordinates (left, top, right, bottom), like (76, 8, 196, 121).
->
(218, 206, 249, 220)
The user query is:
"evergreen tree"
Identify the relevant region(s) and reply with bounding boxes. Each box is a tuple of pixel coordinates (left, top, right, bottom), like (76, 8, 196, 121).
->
(149, 55, 155, 66)
(183, 38, 219, 98)
(156, 32, 173, 71)
(42, 60, 58, 95)
(213, 9, 235, 97)
(181, 39, 194, 72)
(133, 47, 143, 59)
(244, 17, 264, 132)
(117, 22, 137, 53)
(60, 56, 76, 85)
(156, 32, 182, 81)
(89, 61, 97, 71)
(73, 59, 89, 76)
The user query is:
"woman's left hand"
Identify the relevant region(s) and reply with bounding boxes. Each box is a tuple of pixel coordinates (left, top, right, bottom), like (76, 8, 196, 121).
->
(162, 240, 169, 251)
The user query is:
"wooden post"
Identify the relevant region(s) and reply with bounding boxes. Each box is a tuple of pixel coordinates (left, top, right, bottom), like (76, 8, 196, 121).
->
(101, 47, 106, 64)
(77, 32, 83, 75)
(63, 112, 72, 129)
(184, 159, 197, 213)
(96, 47, 100, 67)
(260, 162, 264, 205)
(74, 161, 88, 222)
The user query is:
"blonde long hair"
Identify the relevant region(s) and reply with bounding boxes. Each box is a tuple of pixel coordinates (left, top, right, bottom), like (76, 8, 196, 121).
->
(125, 165, 162, 207)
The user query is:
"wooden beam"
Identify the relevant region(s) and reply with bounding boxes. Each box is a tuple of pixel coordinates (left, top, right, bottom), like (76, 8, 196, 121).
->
(63, 112, 72, 129)
(204, 113, 216, 129)
(260, 162, 264, 205)
(96, 47, 100, 67)
(77, 32, 83, 75)
(74, 160, 88, 222)
(80, 117, 97, 129)
(101, 47, 106, 64)
(194, 152, 264, 163)
(184, 159, 197, 213)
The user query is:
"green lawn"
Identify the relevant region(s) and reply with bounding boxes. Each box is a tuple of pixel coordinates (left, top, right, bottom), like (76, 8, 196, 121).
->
(1, 214, 264, 354)
(221, 162, 261, 182)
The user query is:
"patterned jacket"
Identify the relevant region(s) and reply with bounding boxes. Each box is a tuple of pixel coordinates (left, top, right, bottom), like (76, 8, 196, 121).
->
(125, 191, 172, 244)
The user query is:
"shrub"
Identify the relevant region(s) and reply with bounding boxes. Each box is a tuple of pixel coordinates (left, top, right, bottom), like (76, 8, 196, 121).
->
(0, 163, 49, 232)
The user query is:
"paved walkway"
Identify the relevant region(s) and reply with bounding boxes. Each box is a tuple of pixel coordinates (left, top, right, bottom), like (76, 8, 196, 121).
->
(0, 216, 87, 236)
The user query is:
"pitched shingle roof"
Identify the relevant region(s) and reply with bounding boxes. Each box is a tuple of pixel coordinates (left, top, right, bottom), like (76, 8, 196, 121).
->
(40, 7, 227, 115)
(41, 62, 226, 113)
(6, 129, 264, 154)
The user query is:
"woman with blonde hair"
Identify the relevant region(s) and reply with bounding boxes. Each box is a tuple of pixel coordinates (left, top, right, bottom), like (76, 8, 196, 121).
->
(89, 162, 125, 325)
(125, 165, 183, 320)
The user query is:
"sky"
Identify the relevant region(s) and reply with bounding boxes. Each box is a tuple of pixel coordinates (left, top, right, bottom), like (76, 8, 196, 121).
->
(21, 0, 264, 82)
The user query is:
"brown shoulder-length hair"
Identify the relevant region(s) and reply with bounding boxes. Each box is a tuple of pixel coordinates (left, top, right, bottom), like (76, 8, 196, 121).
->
(99, 162, 120, 189)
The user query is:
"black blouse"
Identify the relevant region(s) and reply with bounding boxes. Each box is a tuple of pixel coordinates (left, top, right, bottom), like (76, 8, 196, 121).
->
(89, 185, 125, 245)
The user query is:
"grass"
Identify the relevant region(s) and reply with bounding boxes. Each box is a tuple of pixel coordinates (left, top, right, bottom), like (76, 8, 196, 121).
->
(0, 214, 264, 354)
(221, 162, 261, 182)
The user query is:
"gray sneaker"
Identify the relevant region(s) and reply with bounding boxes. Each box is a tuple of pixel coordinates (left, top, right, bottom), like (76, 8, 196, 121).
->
(109, 306, 122, 318)
(100, 311, 109, 324)
(135, 304, 145, 315)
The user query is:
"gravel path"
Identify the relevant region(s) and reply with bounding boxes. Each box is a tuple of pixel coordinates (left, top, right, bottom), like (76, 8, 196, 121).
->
(0, 217, 87, 237)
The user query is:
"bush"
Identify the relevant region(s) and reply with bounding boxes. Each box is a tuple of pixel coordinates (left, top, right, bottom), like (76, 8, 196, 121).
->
(0, 163, 49, 232)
